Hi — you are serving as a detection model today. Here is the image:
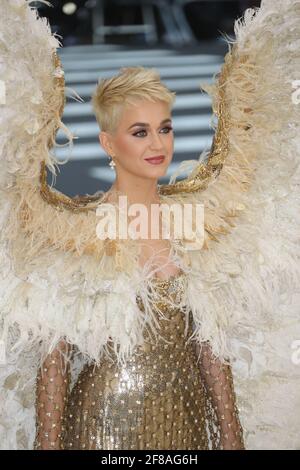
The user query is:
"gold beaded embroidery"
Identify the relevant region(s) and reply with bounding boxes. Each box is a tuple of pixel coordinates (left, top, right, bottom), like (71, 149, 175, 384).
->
(34, 274, 245, 450)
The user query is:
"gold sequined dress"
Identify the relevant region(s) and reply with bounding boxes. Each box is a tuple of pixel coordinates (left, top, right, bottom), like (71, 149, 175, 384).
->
(33, 273, 245, 450)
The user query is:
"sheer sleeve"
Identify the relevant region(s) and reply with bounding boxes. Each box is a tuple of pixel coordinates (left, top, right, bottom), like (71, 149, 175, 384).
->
(33, 339, 72, 450)
(196, 341, 245, 450)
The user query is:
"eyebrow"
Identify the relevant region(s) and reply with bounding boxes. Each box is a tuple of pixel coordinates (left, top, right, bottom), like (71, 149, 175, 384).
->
(127, 118, 172, 131)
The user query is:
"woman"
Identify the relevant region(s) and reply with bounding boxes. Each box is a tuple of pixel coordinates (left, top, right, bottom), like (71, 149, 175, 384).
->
(33, 69, 245, 450)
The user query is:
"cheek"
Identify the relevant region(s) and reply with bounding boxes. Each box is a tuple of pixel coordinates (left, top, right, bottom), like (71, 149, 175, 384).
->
(115, 135, 131, 154)
(166, 135, 174, 156)
(115, 136, 145, 167)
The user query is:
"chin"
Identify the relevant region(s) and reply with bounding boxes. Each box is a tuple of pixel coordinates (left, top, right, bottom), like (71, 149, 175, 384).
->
(143, 162, 170, 178)
(133, 160, 170, 180)
(144, 169, 167, 180)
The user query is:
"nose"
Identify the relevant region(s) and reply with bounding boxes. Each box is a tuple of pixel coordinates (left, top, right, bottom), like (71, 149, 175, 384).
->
(149, 131, 165, 151)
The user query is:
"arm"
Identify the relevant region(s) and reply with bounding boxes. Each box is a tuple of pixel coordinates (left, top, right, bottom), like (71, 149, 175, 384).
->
(196, 341, 245, 450)
(33, 339, 72, 450)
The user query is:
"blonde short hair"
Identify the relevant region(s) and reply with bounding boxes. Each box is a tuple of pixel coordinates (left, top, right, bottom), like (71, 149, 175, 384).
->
(91, 66, 176, 135)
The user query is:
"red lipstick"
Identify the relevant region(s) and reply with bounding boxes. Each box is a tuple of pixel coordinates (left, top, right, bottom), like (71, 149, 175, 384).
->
(144, 155, 165, 165)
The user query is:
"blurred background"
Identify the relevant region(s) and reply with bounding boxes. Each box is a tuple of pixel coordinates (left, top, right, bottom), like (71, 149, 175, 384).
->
(32, 0, 261, 196)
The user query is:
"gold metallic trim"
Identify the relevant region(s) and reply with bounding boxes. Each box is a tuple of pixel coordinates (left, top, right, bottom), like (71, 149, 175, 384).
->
(40, 46, 235, 211)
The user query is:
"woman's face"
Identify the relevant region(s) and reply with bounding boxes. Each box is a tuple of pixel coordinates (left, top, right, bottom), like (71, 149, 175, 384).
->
(99, 99, 174, 180)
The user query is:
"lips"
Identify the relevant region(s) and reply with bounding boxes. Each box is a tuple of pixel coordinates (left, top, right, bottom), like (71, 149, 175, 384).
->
(144, 155, 165, 164)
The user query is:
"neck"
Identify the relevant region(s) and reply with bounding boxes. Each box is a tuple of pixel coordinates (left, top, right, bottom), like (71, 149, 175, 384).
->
(108, 176, 161, 207)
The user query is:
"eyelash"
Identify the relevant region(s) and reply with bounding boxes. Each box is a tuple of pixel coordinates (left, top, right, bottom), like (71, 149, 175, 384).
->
(133, 126, 173, 137)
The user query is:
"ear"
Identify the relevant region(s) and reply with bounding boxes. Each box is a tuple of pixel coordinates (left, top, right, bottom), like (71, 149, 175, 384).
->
(99, 131, 114, 156)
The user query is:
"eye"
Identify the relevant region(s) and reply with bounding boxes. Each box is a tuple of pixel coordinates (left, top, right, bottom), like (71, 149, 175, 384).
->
(133, 126, 173, 137)
(161, 126, 173, 134)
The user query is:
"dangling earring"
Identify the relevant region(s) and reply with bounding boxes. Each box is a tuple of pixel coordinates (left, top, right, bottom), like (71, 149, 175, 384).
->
(108, 155, 116, 170)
